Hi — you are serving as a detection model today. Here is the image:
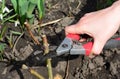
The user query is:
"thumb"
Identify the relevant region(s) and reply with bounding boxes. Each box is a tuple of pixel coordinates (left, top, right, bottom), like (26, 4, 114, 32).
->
(89, 39, 106, 58)
(65, 24, 82, 35)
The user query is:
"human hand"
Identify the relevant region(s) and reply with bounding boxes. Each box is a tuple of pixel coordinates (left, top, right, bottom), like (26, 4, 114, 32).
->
(65, 1, 120, 57)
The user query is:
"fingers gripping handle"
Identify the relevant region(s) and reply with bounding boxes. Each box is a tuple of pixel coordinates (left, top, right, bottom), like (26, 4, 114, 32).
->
(67, 34, 80, 40)
(115, 37, 120, 40)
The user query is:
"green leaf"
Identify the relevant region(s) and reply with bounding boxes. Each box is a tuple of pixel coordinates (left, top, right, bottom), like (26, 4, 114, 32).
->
(0, 26, 7, 40)
(37, 0, 45, 19)
(19, 15, 26, 25)
(18, 0, 29, 16)
(2, 0, 5, 11)
(27, 13, 34, 19)
(27, 2, 36, 18)
(29, 0, 38, 4)
(10, 30, 22, 35)
(26, 1, 37, 24)
(28, 17, 34, 24)
(0, 43, 6, 52)
(11, 0, 18, 13)
(0, 43, 5, 60)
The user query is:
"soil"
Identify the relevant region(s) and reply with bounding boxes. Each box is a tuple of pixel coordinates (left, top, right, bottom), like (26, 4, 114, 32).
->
(0, 0, 120, 79)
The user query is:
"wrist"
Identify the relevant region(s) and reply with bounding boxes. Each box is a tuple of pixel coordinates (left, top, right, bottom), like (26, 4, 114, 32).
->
(110, 1, 120, 23)
(111, 0, 120, 11)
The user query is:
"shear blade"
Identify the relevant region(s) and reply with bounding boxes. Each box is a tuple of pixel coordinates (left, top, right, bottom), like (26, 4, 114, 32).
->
(56, 37, 73, 56)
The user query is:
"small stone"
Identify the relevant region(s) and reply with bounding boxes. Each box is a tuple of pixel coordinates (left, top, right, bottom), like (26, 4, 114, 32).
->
(110, 62, 117, 75)
(97, 67, 102, 70)
(103, 50, 112, 57)
(93, 56, 105, 66)
(88, 63, 95, 69)
(54, 74, 63, 79)
(55, 61, 67, 72)
(60, 17, 74, 27)
(54, 25, 62, 33)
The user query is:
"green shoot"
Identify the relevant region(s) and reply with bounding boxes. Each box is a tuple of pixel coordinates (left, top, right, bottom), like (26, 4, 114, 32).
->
(0, 25, 7, 41)
(11, 0, 45, 26)
(6, 30, 21, 48)
(37, 0, 45, 20)
(0, 43, 6, 60)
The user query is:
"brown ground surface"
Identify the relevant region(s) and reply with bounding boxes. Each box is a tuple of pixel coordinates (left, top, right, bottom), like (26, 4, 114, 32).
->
(0, 0, 120, 79)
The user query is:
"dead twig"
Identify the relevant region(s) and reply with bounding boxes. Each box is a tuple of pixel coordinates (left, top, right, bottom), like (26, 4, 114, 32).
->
(76, 1, 81, 9)
(32, 18, 63, 30)
(42, 34, 53, 79)
(42, 35, 49, 53)
(12, 32, 24, 54)
(54, 74, 63, 79)
(24, 22, 40, 45)
(2, 67, 7, 75)
(64, 56, 70, 79)
(22, 64, 45, 79)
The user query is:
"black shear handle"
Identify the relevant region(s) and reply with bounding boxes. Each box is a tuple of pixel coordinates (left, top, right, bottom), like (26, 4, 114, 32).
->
(104, 38, 120, 49)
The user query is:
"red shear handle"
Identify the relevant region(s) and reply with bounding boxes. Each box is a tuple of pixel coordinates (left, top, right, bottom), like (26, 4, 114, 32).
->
(67, 33, 93, 56)
(83, 37, 120, 56)
(67, 33, 80, 40)
(83, 42, 93, 56)
(115, 37, 120, 40)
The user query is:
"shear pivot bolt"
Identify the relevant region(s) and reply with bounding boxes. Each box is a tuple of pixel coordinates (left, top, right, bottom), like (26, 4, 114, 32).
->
(62, 44, 68, 48)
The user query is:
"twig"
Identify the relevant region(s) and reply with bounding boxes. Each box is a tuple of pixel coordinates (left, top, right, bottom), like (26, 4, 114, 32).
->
(32, 18, 63, 29)
(42, 34, 53, 79)
(47, 59, 53, 79)
(76, 1, 81, 9)
(2, 14, 17, 23)
(24, 22, 40, 45)
(22, 64, 45, 79)
(42, 35, 49, 53)
(2, 67, 7, 75)
(64, 56, 70, 79)
(12, 32, 24, 54)
(54, 74, 63, 79)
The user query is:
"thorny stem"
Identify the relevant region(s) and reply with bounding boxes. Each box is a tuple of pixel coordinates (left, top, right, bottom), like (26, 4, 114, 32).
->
(29, 68, 45, 79)
(24, 22, 40, 45)
(42, 35, 53, 79)
(42, 35, 49, 53)
(54, 74, 63, 79)
(47, 59, 53, 79)
(22, 64, 45, 79)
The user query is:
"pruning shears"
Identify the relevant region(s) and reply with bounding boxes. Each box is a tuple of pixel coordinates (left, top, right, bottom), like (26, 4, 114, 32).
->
(56, 34, 120, 56)
(38, 33, 120, 62)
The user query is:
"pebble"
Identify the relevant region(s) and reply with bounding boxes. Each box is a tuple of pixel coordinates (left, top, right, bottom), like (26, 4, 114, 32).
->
(55, 61, 67, 72)
(59, 17, 74, 27)
(88, 63, 95, 70)
(93, 56, 105, 66)
(110, 62, 117, 75)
